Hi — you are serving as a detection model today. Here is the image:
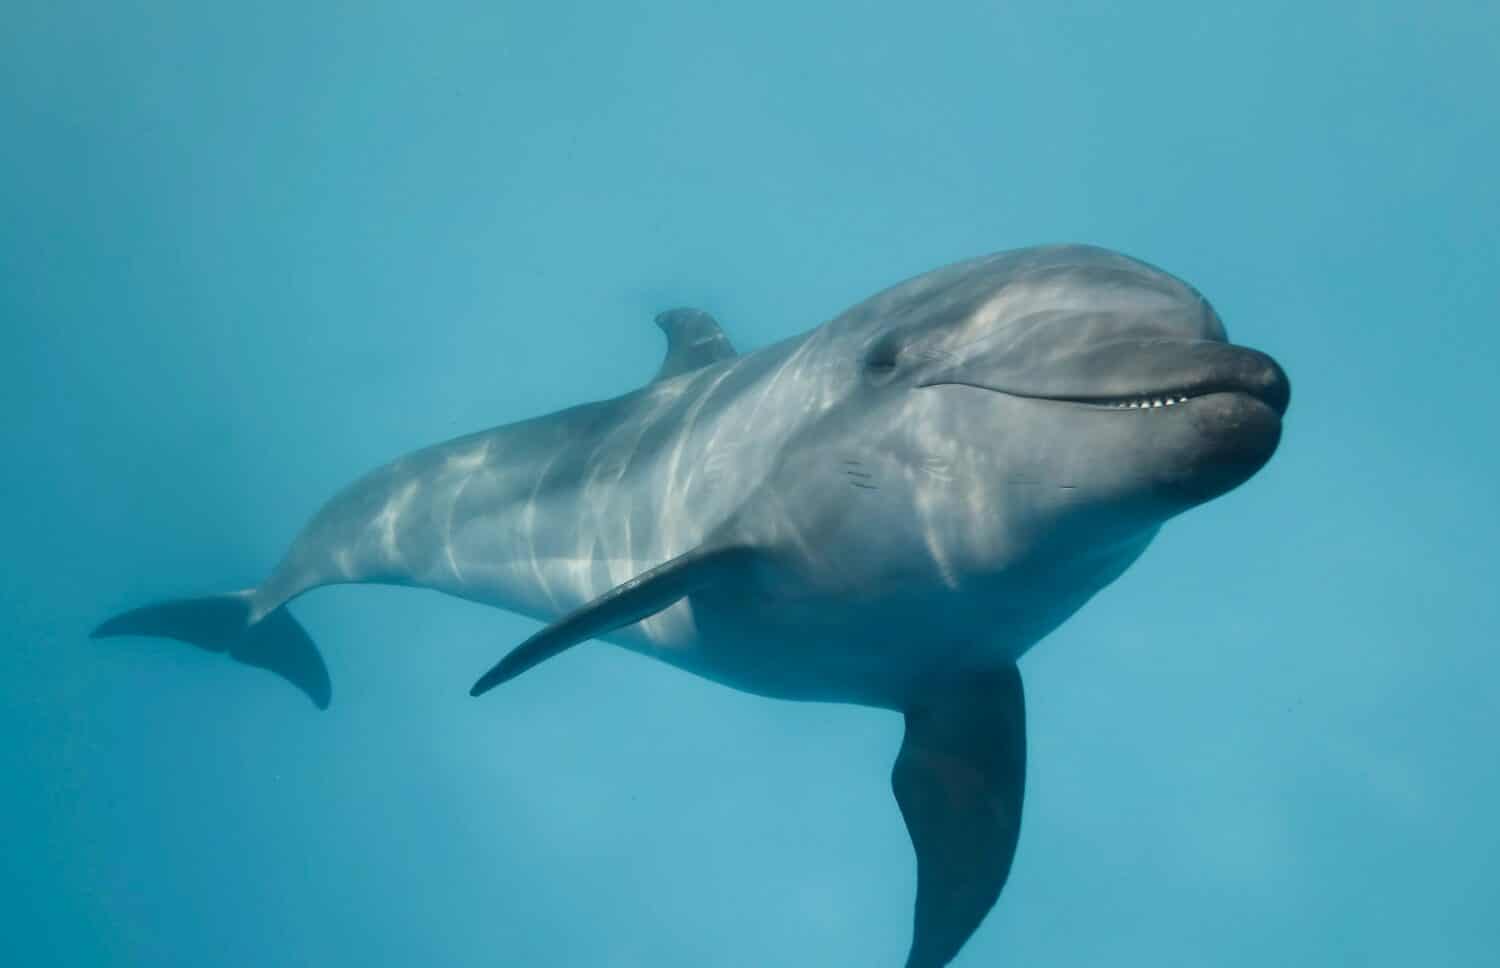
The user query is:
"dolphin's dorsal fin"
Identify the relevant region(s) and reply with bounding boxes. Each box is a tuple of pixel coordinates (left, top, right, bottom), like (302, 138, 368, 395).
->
(469, 544, 754, 696)
(893, 664, 1027, 968)
(652, 308, 736, 382)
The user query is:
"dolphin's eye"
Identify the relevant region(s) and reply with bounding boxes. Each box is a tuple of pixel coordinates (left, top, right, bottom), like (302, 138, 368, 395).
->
(865, 337, 902, 379)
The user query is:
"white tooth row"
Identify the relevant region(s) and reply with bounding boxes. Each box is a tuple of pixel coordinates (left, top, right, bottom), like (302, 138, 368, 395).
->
(1108, 395, 1190, 409)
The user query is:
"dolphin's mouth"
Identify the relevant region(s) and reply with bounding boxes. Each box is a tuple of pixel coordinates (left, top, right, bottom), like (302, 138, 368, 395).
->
(918, 340, 1291, 418)
(1057, 392, 1196, 410)
(988, 384, 1284, 415)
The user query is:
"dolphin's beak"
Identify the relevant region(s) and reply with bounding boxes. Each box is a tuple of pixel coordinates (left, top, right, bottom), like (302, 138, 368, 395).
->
(921, 339, 1291, 417)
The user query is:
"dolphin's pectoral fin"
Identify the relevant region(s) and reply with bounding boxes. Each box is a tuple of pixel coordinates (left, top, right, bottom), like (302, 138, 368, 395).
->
(469, 544, 754, 696)
(893, 664, 1026, 968)
(92, 593, 331, 710)
(652, 308, 737, 382)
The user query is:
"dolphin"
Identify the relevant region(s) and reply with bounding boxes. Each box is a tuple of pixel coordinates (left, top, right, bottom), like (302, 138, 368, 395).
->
(95, 243, 1290, 966)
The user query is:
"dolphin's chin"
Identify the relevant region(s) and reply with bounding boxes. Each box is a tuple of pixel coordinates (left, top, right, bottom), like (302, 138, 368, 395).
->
(1151, 391, 1283, 505)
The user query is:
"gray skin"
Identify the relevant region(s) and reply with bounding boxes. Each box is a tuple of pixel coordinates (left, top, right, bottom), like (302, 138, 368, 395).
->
(96, 243, 1289, 967)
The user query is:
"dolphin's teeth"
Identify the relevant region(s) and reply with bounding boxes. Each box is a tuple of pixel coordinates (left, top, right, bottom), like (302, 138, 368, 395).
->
(1107, 394, 1192, 410)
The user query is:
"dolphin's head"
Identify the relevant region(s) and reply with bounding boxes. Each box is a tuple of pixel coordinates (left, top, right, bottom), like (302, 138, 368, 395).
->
(823, 244, 1289, 582)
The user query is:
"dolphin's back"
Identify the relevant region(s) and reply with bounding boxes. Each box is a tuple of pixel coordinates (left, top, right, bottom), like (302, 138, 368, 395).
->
(253, 396, 627, 618)
(252, 331, 821, 633)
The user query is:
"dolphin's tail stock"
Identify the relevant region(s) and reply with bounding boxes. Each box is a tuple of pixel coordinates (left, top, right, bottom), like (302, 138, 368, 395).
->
(92, 591, 331, 709)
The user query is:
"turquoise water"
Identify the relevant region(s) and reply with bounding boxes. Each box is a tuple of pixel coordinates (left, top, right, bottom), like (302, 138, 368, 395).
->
(4, 2, 1497, 965)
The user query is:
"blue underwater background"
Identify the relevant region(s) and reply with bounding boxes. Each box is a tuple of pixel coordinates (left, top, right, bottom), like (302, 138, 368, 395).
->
(3, 2, 1498, 965)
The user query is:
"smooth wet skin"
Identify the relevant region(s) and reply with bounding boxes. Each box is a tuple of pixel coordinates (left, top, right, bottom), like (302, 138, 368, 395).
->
(95, 244, 1289, 967)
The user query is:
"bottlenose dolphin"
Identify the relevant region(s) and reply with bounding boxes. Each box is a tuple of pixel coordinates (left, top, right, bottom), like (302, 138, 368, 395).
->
(96, 243, 1290, 967)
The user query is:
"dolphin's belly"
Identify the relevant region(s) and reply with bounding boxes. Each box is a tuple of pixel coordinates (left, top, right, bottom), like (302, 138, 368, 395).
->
(606, 593, 989, 708)
(602, 529, 1156, 707)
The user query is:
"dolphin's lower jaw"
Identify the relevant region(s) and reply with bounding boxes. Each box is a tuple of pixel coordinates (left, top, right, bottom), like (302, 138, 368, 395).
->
(1012, 385, 1286, 507)
(1152, 389, 1285, 504)
(923, 340, 1290, 506)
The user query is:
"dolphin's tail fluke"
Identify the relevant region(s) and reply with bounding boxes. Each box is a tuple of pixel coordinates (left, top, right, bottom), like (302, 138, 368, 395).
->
(92, 592, 331, 709)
